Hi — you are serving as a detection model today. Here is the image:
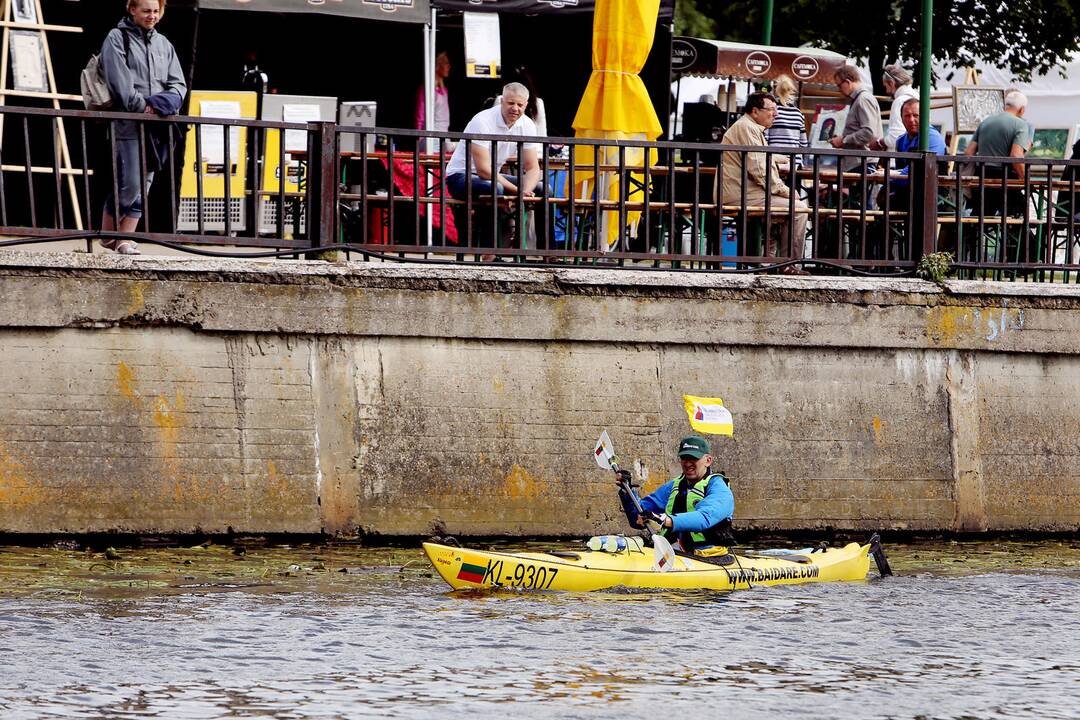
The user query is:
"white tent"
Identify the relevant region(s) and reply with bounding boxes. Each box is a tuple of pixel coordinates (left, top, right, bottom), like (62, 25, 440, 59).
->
(858, 56, 1080, 135)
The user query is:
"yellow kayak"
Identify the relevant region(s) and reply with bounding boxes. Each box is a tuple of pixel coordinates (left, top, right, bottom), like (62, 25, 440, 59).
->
(423, 538, 882, 593)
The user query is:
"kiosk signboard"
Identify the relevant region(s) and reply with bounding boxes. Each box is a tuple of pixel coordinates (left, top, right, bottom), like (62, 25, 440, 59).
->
(671, 37, 846, 84)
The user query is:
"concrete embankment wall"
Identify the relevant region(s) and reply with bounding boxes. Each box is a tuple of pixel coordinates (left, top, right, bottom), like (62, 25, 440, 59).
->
(0, 251, 1078, 536)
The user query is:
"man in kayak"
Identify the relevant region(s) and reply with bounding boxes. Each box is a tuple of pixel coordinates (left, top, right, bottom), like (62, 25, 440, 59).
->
(616, 436, 735, 554)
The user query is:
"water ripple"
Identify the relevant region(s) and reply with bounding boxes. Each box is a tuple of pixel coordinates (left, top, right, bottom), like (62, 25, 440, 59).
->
(1, 541, 1078, 719)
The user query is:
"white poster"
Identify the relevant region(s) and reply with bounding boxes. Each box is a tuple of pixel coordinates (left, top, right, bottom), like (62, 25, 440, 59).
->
(463, 12, 501, 78)
(10, 31, 48, 92)
(282, 103, 322, 154)
(12, 0, 38, 24)
(199, 100, 242, 166)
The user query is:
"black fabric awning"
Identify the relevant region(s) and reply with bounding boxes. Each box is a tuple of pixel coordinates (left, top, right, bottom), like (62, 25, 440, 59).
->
(432, 0, 675, 18)
(197, 0, 430, 24)
(198, 0, 674, 21)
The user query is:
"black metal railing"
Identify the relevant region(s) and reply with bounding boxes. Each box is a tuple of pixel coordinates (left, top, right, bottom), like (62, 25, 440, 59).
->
(2, 104, 1079, 280)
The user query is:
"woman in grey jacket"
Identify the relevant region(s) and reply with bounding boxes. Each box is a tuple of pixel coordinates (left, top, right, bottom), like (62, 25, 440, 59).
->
(100, 0, 187, 254)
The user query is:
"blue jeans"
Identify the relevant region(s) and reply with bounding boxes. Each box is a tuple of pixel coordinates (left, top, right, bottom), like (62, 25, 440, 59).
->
(445, 173, 548, 249)
(445, 173, 521, 200)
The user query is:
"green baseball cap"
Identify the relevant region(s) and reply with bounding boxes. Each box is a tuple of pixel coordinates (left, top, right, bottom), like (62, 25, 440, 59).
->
(677, 435, 711, 459)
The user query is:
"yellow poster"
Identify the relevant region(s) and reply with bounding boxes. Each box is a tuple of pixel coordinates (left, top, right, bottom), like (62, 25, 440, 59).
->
(178, 91, 257, 232)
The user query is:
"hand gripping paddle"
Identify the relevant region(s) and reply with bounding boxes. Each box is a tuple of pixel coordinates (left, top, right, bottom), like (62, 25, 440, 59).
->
(594, 431, 679, 572)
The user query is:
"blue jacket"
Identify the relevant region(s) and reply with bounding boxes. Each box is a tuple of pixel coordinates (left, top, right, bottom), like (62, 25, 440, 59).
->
(620, 474, 734, 535)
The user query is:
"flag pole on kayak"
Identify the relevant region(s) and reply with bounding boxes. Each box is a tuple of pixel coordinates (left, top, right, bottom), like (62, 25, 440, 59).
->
(594, 430, 679, 572)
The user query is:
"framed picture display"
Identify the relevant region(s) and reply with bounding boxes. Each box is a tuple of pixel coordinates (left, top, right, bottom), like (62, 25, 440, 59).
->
(1029, 127, 1075, 160)
(810, 104, 848, 149)
(11, 0, 39, 25)
(9, 30, 49, 93)
(952, 85, 1005, 134)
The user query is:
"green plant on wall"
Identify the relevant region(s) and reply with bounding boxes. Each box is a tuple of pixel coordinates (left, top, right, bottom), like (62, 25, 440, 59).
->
(916, 251, 954, 282)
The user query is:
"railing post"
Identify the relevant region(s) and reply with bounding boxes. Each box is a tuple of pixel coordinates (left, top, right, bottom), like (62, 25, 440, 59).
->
(915, 152, 939, 264)
(306, 120, 338, 250)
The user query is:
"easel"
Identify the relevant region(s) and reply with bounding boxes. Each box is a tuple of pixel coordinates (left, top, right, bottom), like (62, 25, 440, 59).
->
(0, 0, 86, 230)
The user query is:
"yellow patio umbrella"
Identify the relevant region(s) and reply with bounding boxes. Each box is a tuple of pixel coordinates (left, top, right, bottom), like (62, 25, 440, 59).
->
(571, 0, 663, 250)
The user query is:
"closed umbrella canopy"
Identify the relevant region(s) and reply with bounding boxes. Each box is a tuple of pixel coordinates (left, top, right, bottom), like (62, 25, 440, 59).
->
(572, 0, 663, 139)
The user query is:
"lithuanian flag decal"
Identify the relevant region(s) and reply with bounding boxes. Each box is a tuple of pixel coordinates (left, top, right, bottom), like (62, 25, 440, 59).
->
(456, 561, 487, 584)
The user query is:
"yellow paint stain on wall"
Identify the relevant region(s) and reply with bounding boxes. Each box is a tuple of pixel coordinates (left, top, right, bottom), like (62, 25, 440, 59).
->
(501, 464, 544, 500)
(492, 378, 505, 393)
(151, 391, 188, 488)
(926, 306, 970, 346)
(117, 361, 139, 403)
(926, 305, 1025, 346)
(872, 416, 886, 445)
(126, 281, 147, 315)
(0, 442, 28, 507)
(0, 441, 51, 510)
(260, 459, 295, 511)
(641, 471, 666, 496)
(152, 392, 186, 455)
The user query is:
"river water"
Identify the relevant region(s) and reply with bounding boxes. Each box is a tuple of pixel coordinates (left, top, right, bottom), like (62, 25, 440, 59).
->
(2, 539, 1078, 719)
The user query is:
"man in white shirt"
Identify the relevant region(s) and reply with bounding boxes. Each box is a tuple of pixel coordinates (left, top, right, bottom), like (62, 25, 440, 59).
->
(445, 82, 545, 254)
(445, 82, 542, 200)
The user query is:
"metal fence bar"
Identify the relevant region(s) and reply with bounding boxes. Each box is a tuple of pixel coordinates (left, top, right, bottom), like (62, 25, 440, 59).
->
(51, 118, 63, 228)
(194, 119, 205, 236)
(138, 122, 151, 232)
(0, 104, 1075, 277)
(167, 123, 178, 234)
(222, 122, 232, 238)
(23, 116, 36, 228)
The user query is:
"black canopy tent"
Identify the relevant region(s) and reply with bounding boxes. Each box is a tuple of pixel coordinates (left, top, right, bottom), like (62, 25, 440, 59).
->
(430, 0, 676, 137)
(191, 0, 431, 125)
(433, 0, 673, 17)
(198, 0, 429, 23)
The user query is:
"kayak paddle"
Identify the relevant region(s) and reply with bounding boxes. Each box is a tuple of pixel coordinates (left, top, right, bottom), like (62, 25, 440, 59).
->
(593, 430, 680, 572)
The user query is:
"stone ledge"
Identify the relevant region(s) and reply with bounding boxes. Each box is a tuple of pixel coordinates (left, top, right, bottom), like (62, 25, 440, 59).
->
(1, 251, 1078, 354)
(5, 249, 1080, 304)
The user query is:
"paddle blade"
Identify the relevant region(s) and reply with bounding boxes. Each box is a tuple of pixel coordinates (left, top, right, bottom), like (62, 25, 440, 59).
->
(593, 430, 616, 470)
(651, 533, 678, 573)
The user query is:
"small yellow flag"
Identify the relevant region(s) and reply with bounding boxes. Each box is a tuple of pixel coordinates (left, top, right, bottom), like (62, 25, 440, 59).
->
(683, 395, 734, 436)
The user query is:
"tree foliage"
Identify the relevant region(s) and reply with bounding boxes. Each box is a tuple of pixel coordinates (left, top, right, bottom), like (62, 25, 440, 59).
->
(676, 0, 1080, 88)
(674, 0, 717, 37)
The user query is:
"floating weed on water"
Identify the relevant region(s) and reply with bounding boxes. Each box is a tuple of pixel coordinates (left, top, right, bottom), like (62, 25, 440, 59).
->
(4, 539, 1078, 601)
(0, 543, 435, 600)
